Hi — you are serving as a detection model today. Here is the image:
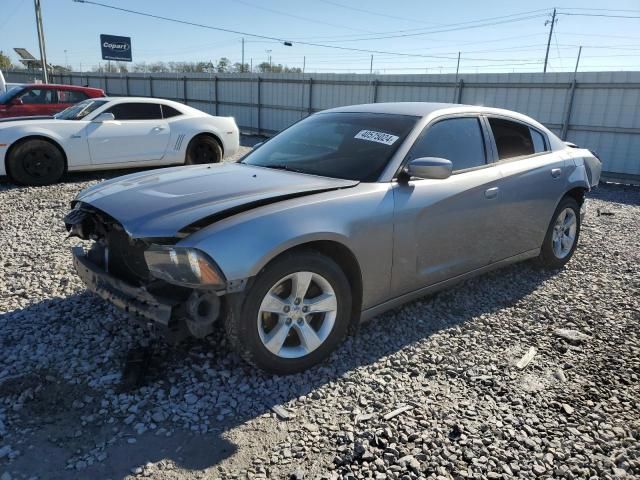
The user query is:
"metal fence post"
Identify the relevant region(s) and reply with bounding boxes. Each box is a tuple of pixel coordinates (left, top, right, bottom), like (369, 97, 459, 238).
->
(561, 80, 577, 140)
(257, 76, 261, 135)
(307, 77, 313, 116)
(125, 75, 130, 96)
(456, 79, 464, 104)
(183, 76, 188, 104)
(214, 76, 218, 116)
(372, 79, 379, 103)
(149, 76, 154, 97)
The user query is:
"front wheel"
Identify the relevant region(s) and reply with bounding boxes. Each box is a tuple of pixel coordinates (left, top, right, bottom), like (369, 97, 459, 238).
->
(225, 251, 352, 374)
(7, 139, 65, 186)
(537, 196, 581, 269)
(185, 135, 222, 165)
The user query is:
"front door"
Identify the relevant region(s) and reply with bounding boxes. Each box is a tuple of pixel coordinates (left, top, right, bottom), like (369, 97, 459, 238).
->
(87, 102, 170, 164)
(9, 87, 57, 117)
(391, 116, 503, 296)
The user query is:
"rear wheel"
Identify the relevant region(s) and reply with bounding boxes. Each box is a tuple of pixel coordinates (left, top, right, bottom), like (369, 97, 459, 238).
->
(225, 251, 352, 374)
(7, 139, 65, 186)
(537, 196, 581, 269)
(185, 135, 222, 165)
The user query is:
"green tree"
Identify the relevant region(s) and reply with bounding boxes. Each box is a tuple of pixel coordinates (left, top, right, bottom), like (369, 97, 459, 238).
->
(216, 57, 230, 73)
(0, 51, 12, 71)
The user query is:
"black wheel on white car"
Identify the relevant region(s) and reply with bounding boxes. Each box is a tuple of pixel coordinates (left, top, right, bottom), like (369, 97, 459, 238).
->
(537, 196, 581, 269)
(7, 139, 65, 186)
(225, 250, 352, 374)
(185, 134, 222, 165)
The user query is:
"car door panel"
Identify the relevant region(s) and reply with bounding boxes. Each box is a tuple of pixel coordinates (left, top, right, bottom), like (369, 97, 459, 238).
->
(484, 117, 567, 261)
(390, 115, 503, 296)
(391, 166, 502, 295)
(86, 120, 170, 164)
(494, 152, 567, 259)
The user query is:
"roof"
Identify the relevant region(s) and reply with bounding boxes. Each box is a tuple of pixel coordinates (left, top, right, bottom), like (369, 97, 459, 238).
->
(22, 83, 104, 92)
(323, 102, 465, 117)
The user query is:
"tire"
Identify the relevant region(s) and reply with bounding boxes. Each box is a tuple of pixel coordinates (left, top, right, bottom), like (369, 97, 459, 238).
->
(536, 196, 581, 269)
(225, 250, 352, 374)
(185, 135, 222, 165)
(7, 139, 65, 186)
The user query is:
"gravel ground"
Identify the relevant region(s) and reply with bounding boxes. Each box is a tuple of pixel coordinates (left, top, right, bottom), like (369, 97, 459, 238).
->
(0, 149, 639, 480)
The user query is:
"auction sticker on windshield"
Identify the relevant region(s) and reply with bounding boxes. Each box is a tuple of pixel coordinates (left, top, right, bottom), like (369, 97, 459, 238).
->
(354, 130, 399, 146)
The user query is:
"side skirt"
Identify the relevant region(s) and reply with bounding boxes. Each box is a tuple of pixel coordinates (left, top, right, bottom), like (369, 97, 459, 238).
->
(360, 248, 540, 323)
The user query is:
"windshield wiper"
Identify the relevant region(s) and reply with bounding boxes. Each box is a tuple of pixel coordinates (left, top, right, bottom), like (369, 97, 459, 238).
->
(263, 164, 307, 174)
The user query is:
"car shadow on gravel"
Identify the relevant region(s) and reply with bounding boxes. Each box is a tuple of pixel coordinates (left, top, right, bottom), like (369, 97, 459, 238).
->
(1, 259, 557, 479)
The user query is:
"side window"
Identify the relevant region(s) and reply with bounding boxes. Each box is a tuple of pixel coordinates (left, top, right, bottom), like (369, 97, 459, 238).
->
(530, 128, 548, 153)
(18, 88, 55, 104)
(409, 117, 486, 171)
(161, 105, 183, 118)
(58, 90, 89, 104)
(106, 103, 162, 120)
(488, 118, 535, 160)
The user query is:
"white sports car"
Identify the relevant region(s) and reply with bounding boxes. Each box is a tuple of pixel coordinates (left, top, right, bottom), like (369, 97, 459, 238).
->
(0, 97, 240, 185)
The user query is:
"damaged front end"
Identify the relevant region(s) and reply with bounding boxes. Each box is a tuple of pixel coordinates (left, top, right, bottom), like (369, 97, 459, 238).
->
(65, 202, 227, 342)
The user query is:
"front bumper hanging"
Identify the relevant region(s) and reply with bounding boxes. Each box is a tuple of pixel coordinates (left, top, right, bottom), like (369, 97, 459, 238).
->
(72, 246, 176, 326)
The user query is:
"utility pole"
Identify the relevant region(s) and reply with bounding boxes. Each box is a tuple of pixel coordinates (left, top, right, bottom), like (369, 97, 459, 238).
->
(370, 54, 373, 74)
(34, 0, 49, 83)
(543, 8, 557, 73)
(241, 37, 245, 73)
(573, 46, 582, 78)
(302, 56, 306, 75)
(455, 51, 461, 80)
(250, 58, 253, 73)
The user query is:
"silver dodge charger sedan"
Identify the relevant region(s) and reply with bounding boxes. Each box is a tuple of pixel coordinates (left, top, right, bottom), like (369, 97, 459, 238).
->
(66, 102, 601, 373)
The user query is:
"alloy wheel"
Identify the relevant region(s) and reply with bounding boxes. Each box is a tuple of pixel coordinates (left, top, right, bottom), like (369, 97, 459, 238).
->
(551, 207, 577, 259)
(257, 271, 338, 359)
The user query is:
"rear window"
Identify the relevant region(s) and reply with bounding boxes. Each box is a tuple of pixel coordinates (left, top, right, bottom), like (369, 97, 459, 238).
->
(488, 117, 534, 160)
(58, 89, 89, 104)
(161, 105, 182, 118)
(242, 112, 419, 182)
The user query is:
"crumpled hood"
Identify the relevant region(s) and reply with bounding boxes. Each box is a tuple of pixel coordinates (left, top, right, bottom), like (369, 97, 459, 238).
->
(75, 163, 359, 238)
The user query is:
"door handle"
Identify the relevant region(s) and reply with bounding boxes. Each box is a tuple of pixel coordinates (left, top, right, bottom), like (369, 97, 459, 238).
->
(485, 187, 499, 199)
(551, 168, 562, 178)
(152, 126, 166, 131)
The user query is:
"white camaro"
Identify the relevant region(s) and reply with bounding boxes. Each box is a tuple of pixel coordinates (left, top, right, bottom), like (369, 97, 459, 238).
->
(0, 97, 240, 185)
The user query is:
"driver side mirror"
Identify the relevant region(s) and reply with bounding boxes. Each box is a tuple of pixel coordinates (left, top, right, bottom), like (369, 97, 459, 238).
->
(9, 98, 23, 106)
(406, 157, 453, 180)
(92, 112, 115, 123)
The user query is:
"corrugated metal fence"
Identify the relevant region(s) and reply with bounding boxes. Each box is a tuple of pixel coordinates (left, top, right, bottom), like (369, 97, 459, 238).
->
(6, 70, 640, 178)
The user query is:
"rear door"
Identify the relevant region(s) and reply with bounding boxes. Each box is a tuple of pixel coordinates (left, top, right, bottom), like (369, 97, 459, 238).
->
(486, 116, 567, 261)
(391, 115, 504, 295)
(86, 102, 170, 164)
(57, 89, 89, 112)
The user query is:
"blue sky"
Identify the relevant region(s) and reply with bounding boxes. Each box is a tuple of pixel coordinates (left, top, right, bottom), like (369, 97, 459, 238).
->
(1, 0, 639, 74)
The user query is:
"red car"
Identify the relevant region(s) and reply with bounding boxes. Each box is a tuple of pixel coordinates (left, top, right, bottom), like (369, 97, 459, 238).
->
(0, 83, 105, 118)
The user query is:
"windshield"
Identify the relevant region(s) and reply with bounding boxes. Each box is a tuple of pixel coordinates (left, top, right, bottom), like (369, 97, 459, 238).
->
(241, 112, 418, 181)
(0, 86, 23, 105)
(54, 99, 108, 120)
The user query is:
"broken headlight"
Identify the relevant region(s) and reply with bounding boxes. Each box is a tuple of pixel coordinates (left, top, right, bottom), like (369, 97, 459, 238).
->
(144, 245, 225, 288)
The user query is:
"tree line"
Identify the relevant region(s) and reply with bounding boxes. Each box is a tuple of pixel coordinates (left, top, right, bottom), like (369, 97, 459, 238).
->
(92, 58, 302, 74)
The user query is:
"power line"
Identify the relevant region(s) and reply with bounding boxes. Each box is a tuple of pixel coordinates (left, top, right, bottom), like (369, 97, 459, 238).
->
(305, 12, 549, 43)
(557, 12, 640, 19)
(316, 0, 445, 26)
(232, 0, 376, 33)
(280, 9, 550, 42)
(72, 0, 521, 61)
